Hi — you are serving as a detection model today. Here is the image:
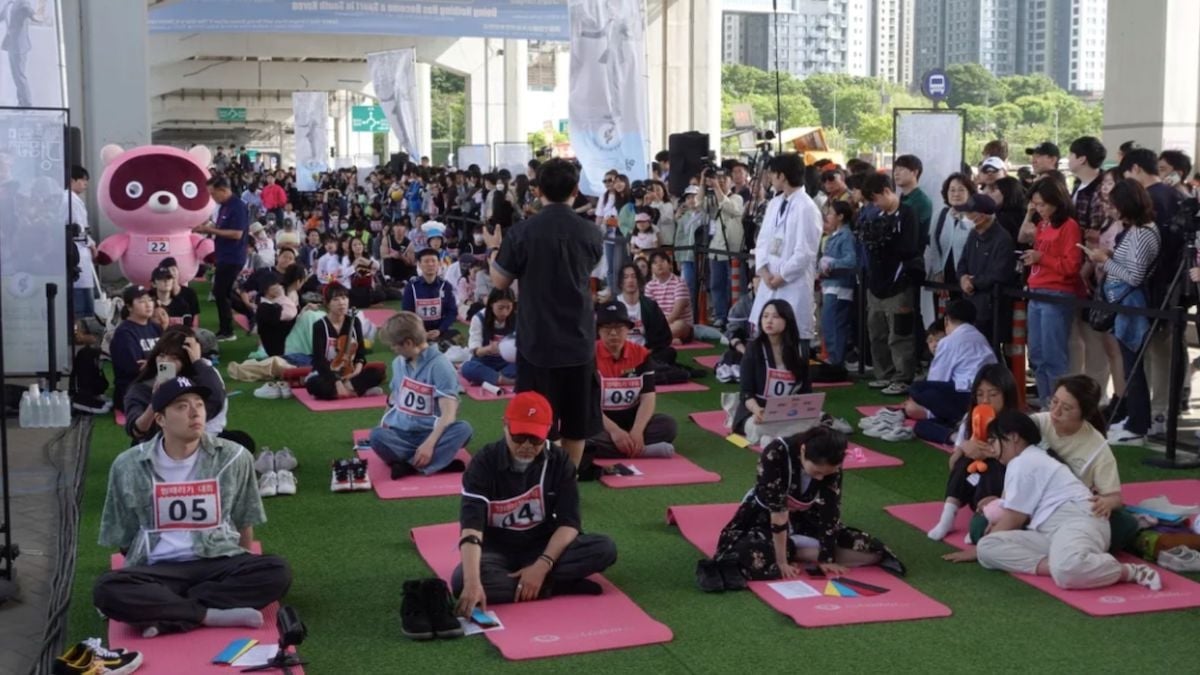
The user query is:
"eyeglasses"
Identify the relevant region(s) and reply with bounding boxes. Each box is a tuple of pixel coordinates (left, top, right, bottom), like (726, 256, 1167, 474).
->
(511, 433, 545, 447)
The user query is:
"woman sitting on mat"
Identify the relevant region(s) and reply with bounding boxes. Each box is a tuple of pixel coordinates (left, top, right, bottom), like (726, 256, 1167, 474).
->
(729, 299, 811, 445)
(461, 288, 518, 387)
(714, 426, 906, 581)
(925, 364, 1018, 541)
(968, 410, 1162, 591)
(304, 283, 386, 400)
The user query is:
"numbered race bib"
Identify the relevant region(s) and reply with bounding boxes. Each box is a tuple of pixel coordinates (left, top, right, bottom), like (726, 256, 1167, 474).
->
(601, 376, 642, 411)
(415, 297, 442, 322)
(764, 368, 796, 399)
(397, 377, 435, 417)
(153, 479, 221, 530)
(147, 238, 170, 255)
(488, 484, 546, 531)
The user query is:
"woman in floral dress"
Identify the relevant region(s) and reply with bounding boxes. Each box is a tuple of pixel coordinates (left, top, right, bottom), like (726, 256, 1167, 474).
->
(715, 426, 906, 580)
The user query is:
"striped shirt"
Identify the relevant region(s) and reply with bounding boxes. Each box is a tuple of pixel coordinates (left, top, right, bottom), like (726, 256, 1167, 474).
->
(1105, 224, 1160, 288)
(644, 274, 693, 324)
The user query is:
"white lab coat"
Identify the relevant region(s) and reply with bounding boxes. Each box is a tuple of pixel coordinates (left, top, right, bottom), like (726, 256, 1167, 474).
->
(749, 188, 823, 339)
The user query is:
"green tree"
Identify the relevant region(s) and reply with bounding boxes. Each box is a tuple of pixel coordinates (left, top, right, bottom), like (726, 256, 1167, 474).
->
(430, 67, 466, 163)
(999, 74, 1057, 101)
(944, 63, 1005, 108)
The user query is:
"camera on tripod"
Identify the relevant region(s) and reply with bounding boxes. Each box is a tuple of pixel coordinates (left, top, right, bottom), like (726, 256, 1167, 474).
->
(700, 163, 725, 197)
(1169, 197, 1200, 238)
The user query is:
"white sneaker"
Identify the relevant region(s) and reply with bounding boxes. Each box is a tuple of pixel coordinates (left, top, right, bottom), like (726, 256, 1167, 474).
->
(715, 363, 734, 383)
(254, 382, 282, 399)
(258, 471, 278, 497)
(1124, 563, 1163, 591)
(730, 364, 741, 380)
(1157, 546, 1200, 573)
(274, 447, 298, 471)
(1148, 414, 1167, 437)
(253, 448, 275, 474)
(881, 382, 910, 396)
(363, 386, 385, 397)
(1107, 428, 1145, 447)
(864, 422, 903, 438)
(821, 414, 853, 434)
(879, 426, 915, 442)
(276, 382, 293, 399)
(867, 379, 890, 389)
(275, 469, 297, 496)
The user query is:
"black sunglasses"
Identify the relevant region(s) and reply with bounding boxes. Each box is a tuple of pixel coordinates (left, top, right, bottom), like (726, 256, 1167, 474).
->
(511, 433, 545, 446)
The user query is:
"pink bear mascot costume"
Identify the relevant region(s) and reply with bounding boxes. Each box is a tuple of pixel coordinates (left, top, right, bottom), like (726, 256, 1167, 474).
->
(94, 144, 216, 286)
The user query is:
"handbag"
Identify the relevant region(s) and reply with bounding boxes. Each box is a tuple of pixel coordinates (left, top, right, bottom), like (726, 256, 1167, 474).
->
(92, 265, 114, 323)
(1086, 284, 1134, 332)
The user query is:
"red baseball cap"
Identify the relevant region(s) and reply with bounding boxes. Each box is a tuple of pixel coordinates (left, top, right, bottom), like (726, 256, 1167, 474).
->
(505, 392, 554, 438)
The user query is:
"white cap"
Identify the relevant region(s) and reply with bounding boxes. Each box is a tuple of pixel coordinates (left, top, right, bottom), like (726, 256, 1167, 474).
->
(684, 185, 701, 195)
(979, 156, 1006, 173)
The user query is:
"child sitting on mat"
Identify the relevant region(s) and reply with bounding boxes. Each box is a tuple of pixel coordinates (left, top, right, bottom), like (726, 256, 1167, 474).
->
(368, 312, 474, 479)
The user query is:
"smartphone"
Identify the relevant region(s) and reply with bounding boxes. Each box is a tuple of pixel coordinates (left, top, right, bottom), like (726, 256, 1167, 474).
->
(155, 361, 177, 385)
(470, 607, 499, 628)
(805, 564, 826, 578)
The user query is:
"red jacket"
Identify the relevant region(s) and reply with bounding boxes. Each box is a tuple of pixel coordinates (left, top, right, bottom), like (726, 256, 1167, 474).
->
(261, 183, 288, 210)
(1027, 217, 1083, 295)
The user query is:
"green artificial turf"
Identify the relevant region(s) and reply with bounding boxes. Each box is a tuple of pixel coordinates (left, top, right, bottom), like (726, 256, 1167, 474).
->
(67, 285, 1199, 673)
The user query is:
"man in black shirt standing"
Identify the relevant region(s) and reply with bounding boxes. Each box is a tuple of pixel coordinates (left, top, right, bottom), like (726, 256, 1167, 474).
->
(957, 194, 1016, 346)
(453, 392, 617, 613)
(860, 174, 922, 395)
(484, 159, 604, 466)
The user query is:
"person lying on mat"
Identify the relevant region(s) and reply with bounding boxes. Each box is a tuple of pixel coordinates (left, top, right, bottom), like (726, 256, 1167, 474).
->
(93, 377, 292, 637)
(453, 392, 618, 612)
(461, 288, 518, 387)
(401, 248, 458, 344)
(585, 302, 678, 461)
(962, 410, 1162, 591)
(730, 299, 812, 446)
(303, 283, 386, 400)
(369, 311, 473, 479)
(925, 364, 1018, 541)
(899, 300, 997, 445)
(713, 426, 905, 580)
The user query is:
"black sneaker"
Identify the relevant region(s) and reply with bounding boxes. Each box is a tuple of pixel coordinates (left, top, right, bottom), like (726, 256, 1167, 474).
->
(441, 459, 466, 473)
(401, 580, 435, 640)
(695, 558, 725, 593)
(216, 333, 237, 342)
(330, 459, 353, 493)
(421, 578, 464, 639)
(879, 550, 908, 577)
(390, 461, 418, 480)
(717, 558, 748, 591)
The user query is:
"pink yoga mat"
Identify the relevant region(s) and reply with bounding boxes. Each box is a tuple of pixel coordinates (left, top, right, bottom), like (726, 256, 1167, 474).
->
(356, 448, 470, 500)
(115, 410, 126, 427)
(360, 308, 397, 326)
(594, 455, 721, 488)
(885, 496, 1200, 617)
(233, 313, 250, 332)
(108, 543, 304, 675)
(457, 374, 517, 401)
(667, 504, 951, 627)
(674, 340, 713, 351)
(292, 387, 388, 412)
(411, 522, 673, 660)
(657, 381, 709, 394)
(856, 405, 954, 454)
(688, 411, 903, 469)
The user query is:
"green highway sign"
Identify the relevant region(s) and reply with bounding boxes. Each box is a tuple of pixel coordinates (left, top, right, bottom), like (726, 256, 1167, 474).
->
(352, 105, 389, 132)
(217, 107, 246, 122)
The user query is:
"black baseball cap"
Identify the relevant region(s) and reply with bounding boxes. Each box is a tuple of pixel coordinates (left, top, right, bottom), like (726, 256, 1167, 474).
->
(152, 376, 211, 413)
(1026, 142, 1060, 158)
(121, 284, 153, 305)
(961, 194, 997, 216)
(150, 266, 174, 281)
(595, 302, 634, 328)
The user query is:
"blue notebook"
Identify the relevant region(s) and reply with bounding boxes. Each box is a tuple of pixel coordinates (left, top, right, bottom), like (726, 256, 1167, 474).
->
(212, 638, 258, 665)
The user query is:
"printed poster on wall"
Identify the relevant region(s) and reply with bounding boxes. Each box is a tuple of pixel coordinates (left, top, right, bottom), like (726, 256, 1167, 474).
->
(367, 49, 420, 160)
(0, 0, 66, 108)
(292, 91, 329, 192)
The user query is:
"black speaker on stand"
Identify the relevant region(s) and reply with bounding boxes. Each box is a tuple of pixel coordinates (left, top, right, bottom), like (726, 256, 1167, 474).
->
(667, 131, 709, 199)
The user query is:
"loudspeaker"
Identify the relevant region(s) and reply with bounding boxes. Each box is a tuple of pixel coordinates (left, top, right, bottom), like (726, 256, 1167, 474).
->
(667, 131, 709, 198)
(389, 152, 410, 175)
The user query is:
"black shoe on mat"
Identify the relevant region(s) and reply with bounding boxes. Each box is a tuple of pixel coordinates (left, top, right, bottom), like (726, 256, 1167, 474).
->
(718, 558, 748, 591)
(695, 559, 725, 593)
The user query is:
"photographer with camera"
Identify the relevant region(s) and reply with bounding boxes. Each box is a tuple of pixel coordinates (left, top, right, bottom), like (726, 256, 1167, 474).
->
(859, 174, 923, 395)
(703, 166, 745, 329)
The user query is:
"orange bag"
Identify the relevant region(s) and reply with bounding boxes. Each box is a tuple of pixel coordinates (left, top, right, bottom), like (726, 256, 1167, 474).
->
(968, 405, 996, 473)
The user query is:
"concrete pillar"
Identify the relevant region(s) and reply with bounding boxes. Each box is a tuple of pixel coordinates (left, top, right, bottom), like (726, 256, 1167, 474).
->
(503, 40, 528, 143)
(464, 38, 506, 155)
(65, 0, 151, 239)
(646, 0, 722, 157)
(1102, 0, 1200, 160)
(415, 62, 433, 159)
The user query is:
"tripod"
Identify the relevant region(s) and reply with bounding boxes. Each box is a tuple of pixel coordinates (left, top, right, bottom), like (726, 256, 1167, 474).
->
(241, 641, 306, 674)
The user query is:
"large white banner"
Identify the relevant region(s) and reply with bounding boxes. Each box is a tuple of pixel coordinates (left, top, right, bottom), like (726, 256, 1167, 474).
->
(368, 49, 420, 161)
(0, 0, 66, 108)
(568, 0, 650, 196)
(0, 108, 70, 375)
(292, 91, 329, 192)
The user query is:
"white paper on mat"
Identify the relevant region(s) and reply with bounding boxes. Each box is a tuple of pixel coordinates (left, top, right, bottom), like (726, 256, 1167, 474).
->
(458, 611, 505, 636)
(768, 580, 822, 600)
(232, 645, 279, 667)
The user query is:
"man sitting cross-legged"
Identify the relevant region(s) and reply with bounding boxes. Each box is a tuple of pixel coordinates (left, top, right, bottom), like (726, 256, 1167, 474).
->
(453, 392, 618, 612)
(93, 377, 292, 637)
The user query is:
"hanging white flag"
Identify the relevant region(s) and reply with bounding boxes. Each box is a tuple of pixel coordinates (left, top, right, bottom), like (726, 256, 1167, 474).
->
(368, 49, 421, 161)
(292, 91, 329, 192)
(568, 0, 650, 196)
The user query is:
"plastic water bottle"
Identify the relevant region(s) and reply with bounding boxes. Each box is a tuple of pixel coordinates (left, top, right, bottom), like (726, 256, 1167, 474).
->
(18, 390, 32, 428)
(30, 393, 44, 428)
(54, 391, 70, 427)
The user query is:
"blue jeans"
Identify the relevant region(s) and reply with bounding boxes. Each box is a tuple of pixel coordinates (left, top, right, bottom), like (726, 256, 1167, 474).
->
(604, 234, 628, 294)
(708, 259, 730, 325)
(679, 261, 698, 314)
(368, 421, 474, 475)
(461, 355, 517, 386)
(1028, 291, 1075, 402)
(820, 294, 852, 365)
(284, 353, 312, 367)
(72, 288, 95, 320)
